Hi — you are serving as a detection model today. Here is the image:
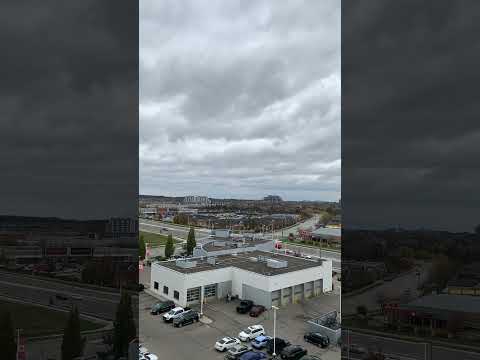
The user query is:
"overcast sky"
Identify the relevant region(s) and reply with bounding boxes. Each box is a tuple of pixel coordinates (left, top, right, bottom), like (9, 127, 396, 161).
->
(140, 0, 340, 201)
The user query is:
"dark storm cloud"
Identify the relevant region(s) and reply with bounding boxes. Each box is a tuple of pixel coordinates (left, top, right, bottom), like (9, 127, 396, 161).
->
(140, 0, 340, 201)
(343, 0, 480, 231)
(0, 0, 138, 219)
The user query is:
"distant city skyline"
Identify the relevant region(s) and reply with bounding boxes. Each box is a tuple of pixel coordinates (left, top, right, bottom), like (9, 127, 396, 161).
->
(140, 0, 340, 202)
(139, 192, 339, 203)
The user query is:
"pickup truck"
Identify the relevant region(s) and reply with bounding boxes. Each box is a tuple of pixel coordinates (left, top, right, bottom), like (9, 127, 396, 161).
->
(236, 300, 254, 314)
(162, 306, 191, 322)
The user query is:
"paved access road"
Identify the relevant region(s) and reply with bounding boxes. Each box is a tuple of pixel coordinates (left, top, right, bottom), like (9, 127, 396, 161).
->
(140, 220, 211, 243)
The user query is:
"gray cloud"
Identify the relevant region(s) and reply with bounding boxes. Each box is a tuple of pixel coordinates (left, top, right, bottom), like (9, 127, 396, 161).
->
(140, 0, 340, 201)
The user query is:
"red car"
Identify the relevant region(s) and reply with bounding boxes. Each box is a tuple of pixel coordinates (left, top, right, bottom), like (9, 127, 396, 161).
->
(249, 305, 266, 317)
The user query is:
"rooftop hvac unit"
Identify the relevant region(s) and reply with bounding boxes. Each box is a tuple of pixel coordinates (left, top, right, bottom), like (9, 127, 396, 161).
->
(207, 257, 216, 265)
(175, 259, 197, 268)
(266, 258, 288, 269)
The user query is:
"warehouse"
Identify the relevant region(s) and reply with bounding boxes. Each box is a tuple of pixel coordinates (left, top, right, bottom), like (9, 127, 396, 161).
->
(150, 250, 332, 308)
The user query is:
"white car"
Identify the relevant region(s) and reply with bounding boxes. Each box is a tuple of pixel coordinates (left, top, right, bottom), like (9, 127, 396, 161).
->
(139, 353, 158, 360)
(139, 344, 149, 355)
(163, 307, 189, 322)
(238, 325, 265, 342)
(215, 337, 241, 352)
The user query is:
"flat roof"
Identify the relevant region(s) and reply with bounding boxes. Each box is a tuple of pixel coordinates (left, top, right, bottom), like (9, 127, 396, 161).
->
(201, 239, 271, 252)
(402, 294, 480, 314)
(156, 250, 325, 276)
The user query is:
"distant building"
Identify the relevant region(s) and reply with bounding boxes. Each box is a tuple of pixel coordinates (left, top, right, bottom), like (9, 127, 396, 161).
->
(183, 195, 211, 206)
(263, 195, 282, 203)
(107, 217, 137, 234)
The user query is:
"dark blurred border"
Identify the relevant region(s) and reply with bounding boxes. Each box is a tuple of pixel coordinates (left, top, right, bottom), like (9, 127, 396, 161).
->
(0, 1, 138, 359)
(342, 1, 480, 359)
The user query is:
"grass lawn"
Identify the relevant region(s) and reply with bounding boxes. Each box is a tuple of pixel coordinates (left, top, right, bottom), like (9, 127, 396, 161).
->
(140, 231, 180, 246)
(0, 300, 103, 337)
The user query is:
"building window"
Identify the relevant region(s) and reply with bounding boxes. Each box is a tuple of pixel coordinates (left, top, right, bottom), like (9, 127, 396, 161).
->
(174, 290, 179, 300)
(163, 286, 169, 295)
(154, 282, 159, 290)
(187, 287, 200, 302)
(204, 284, 217, 298)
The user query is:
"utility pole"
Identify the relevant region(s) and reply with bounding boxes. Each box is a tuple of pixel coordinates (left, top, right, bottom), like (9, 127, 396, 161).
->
(272, 306, 279, 357)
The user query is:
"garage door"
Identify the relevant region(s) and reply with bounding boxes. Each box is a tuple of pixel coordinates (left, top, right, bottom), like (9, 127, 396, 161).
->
(293, 284, 304, 303)
(314, 279, 323, 295)
(304, 281, 314, 299)
(282, 287, 292, 305)
(271, 290, 281, 307)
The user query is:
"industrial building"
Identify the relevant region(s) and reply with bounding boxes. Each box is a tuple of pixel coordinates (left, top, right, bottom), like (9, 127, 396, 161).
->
(150, 250, 332, 308)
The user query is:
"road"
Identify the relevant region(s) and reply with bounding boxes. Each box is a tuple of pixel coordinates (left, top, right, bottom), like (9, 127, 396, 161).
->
(342, 263, 430, 316)
(0, 270, 121, 320)
(344, 330, 480, 360)
(139, 220, 211, 244)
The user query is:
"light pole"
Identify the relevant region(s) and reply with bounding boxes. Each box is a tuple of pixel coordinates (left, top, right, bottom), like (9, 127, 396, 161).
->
(272, 305, 279, 357)
(200, 285, 204, 317)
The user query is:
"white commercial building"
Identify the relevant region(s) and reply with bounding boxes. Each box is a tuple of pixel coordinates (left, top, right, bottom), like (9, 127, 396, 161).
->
(150, 250, 332, 308)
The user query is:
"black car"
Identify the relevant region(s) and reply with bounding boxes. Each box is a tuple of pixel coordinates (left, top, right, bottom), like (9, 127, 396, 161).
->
(266, 338, 291, 355)
(280, 345, 307, 360)
(150, 300, 175, 315)
(236, 300, 254, 314)
(303, 332, 330, 348)
(173, 310, 199, 327)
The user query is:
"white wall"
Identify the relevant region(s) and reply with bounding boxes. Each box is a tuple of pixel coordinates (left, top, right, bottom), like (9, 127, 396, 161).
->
(150, 258, 333, 306)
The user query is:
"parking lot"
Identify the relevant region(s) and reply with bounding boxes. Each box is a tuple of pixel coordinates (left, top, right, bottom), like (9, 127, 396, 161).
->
(139, 288, 341, 360)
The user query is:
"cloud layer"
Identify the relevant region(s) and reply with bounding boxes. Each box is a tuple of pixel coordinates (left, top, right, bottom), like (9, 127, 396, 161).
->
(140, 0, 340, 201)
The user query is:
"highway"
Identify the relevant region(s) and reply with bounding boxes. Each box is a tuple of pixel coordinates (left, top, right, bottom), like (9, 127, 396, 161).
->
(344, 330, 480, 360)
(0, 270, 123, 320)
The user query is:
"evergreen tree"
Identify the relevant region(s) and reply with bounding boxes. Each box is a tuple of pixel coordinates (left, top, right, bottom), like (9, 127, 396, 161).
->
(113, 292, 137, 357)
(0, 311, 16, 360)
(164, 234, 175, 259)
(139, 234, 146, 260)
(61, 306, 85, 360)
(186, 227, 196, 255)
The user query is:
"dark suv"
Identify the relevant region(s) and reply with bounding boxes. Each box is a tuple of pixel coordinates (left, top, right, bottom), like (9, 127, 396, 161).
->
(173, 310, 199, 327)
(280, 345, 307, 360)
(266, 338, 291, 355)
(303, 332, 330, 348)
(236, 300, 254, 314)
(150, 300, 175, 315)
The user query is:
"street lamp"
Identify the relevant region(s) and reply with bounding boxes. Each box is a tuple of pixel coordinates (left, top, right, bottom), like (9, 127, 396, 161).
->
(271, 305, 279, 357)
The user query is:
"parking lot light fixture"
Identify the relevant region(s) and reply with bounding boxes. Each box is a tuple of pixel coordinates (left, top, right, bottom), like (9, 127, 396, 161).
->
(271, 305, 279, 356)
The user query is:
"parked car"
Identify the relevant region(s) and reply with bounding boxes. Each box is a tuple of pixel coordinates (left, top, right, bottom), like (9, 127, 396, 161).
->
(150, 300, 175, 315)
(236, 300, 254, 314)
(280, 345, 307, 360)
(303, 332, 330, 348)
(162, 307, 190, 322)
(238, 325, 265, 342)
(251, 335, 272, 349)
(239, 351, 267, 360)
(215, 337, 241, 352)
(266, 338, 291, 355)
(249, 305, 266, 317)
(224, 344, 251, 360)
(173, 310, 199, 327)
